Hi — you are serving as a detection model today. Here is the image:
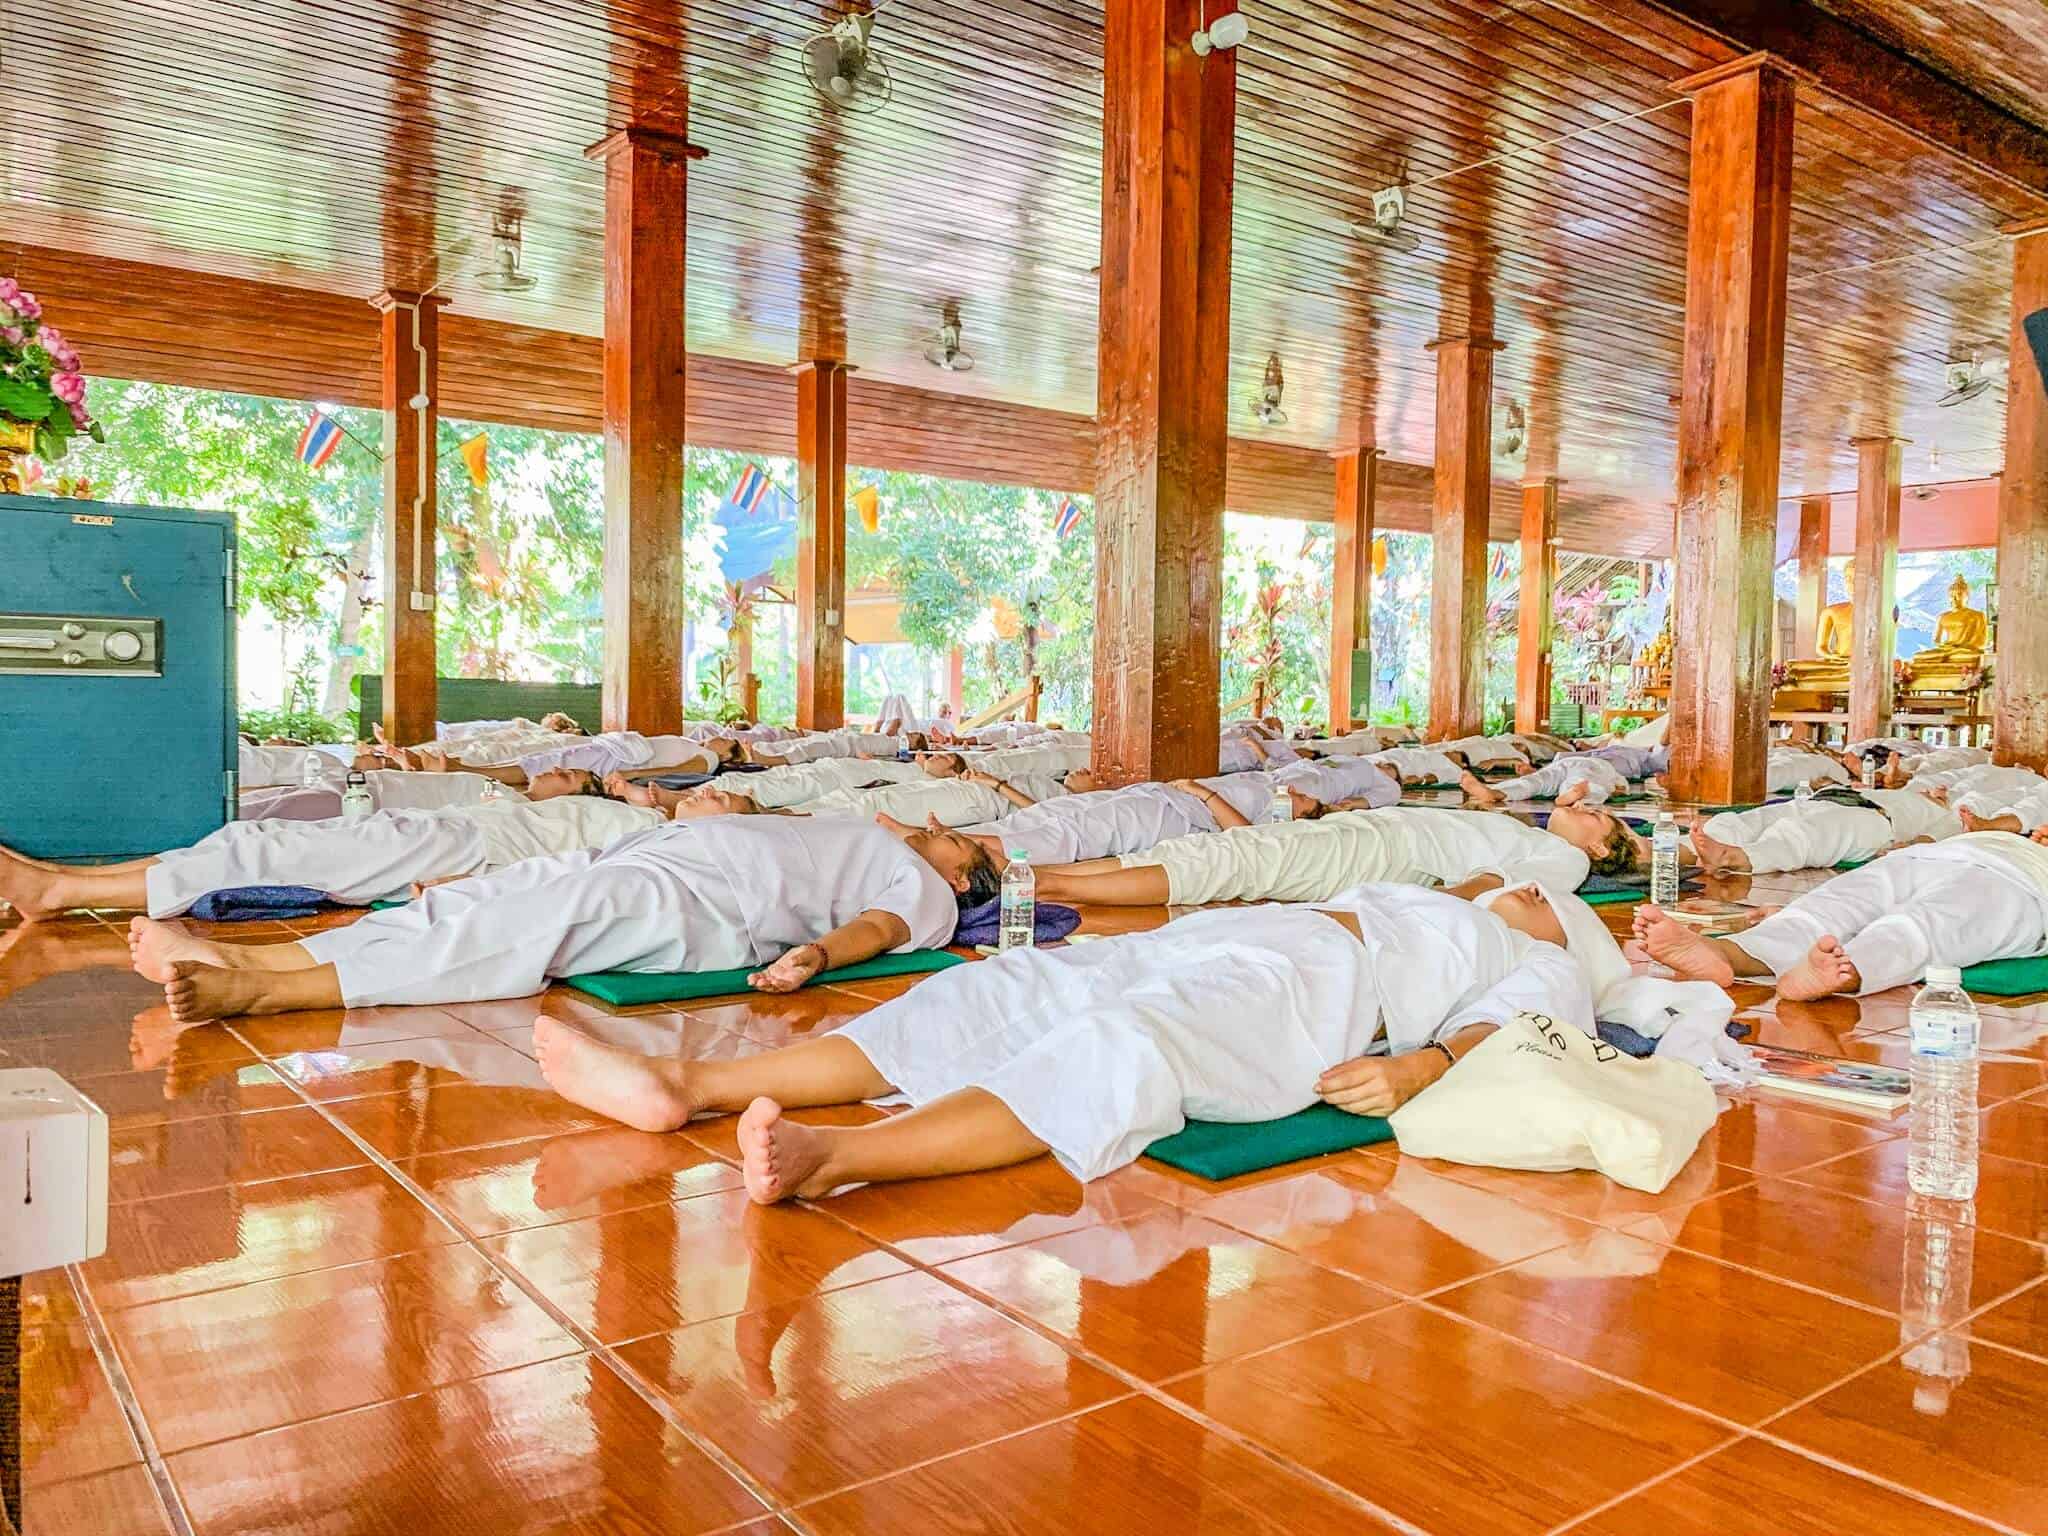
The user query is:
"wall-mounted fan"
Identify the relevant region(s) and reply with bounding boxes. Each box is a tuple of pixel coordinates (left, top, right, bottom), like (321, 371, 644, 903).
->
(1936, 348, 2005, 408)
(802, 12, 893, 114)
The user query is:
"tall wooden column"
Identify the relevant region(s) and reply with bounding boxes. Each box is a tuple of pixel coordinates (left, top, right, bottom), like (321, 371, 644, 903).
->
(1849, 436, 1904, 743)
(794, 358, 850, 730)
(1329, 448, 1378, 733)
(1667, 56, 1796, 806)
(1794, 494, 1829, 652)
(1092, 0, 1236, 785)
(1427, 335, 1502, 740)
(370, 289, 446, 746)
(1997, 218, 2048, 769)
(1516, 477, 1558, 733)
(586, 125, 698, 735)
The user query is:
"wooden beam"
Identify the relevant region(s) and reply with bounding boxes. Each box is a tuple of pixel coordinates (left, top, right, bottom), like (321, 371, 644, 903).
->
(794, 358, 850, 730)
(1426, 335, 1502, 740)
(1849, 436, 1904, 743)
(1091, 0, 1236, 785)
(586, 125, 692, 734)
(1634, 5, 2048, 198)
(1795, 493, 1829, 654)
(1329, 448, 1379, 734)
(370, 289, 445, 746)
(1997, 222, 2048, 770)
(1516, 477, 1558, 734)
(1666, 56, 1795, 806)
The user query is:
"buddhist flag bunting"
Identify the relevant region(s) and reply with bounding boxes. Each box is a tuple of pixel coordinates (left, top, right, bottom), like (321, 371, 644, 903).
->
(852, 483, 881, 534)
(731, 463, 772, 515)
(296, 411, 345, 469)
(1053, 497, 1083, 538)
(459, 432, 489, 490)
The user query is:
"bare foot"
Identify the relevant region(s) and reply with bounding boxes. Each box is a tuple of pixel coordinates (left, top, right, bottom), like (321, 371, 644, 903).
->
(1459, 770, 1504, 807)
(737, 1097, 837, 1204)
(1633, 905, 1738, 986)
(0, 858, 60, 922)
(129, 916, 226, 983)
(532, 1124, 696, 1210)
(163, 960, 268, 1023)
(1885, 754, 1909, 789)
(1778, 935, 1860, 1001)
(532, 1014, 694, 1132)
(1689, 825, 1750, 873)
(1959, 808, 2023, 834)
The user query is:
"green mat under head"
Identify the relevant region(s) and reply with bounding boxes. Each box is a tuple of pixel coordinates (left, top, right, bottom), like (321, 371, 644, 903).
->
(1579, 889, 1643, 907)
(1956, 955, 2048, 997)
(1143, 1103, 1395, 1181)
(559, 948, 966, 1006)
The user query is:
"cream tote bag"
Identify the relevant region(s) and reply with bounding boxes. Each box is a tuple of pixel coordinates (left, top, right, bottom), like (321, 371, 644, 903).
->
(1388, 1011, 1718, 1192)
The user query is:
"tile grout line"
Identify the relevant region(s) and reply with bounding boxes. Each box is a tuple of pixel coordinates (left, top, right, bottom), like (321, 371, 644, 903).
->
(63, 1264, 196, 1536)
(214, 1021, 795, 1526)
(1540, 1427, 1749, 1536)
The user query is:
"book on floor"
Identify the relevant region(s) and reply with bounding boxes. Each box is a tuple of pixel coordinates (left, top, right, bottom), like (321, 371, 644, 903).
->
(1749, 1044, 1910, 1115)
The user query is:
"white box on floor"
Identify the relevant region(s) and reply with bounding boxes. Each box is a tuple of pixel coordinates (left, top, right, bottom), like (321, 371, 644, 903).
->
(0, 1069, 108, 1276)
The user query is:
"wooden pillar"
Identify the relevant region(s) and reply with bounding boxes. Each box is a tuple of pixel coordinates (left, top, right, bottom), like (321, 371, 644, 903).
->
(1426, 335, 1501, 740)
(794, 358, 849, 730)
(946, 645, 965, 719)
(1997, 218, 2048, 770)
(1329, 448, 1378, 733)
(1794, 494, 1829, 652)
(370, 289, 445, 746)
(585, 125, 698, 735)
(1091, 0, 1236, 786)
(1667, 56, 1796, 806)
(1516, 476, 1558, 733)
(1849, 436, 1904, 743)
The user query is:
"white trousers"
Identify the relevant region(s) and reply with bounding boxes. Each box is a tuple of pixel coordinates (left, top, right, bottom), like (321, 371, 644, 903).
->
(1130, 815, 1419, 904)
(801, 778, 1011, 827)
(145, 811, 489, 917)
(1731, 856, 2048, 995)
(1499, 757, 1627, 806)
(1954, 783, 2048, 831)
(1704, 793, 1959, 874)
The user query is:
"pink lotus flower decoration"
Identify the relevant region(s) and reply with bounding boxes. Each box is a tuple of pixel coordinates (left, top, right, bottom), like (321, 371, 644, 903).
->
(0, 277, 104, 464)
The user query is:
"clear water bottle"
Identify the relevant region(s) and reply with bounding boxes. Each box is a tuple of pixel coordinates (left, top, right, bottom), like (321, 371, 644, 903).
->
(480, 777, 504, 804)
(300, 750, 326, 788)
(339, 768, 374, 823)
(1269, 782, 1294, 823)
(1650, 811, 1680, 907)
(1861, 752, 1878, 789)
(1908, 965, 1980, 1199)
(999, 849, 1035, 953)
(1793, 779, 1814, 806)
(1899, 1194, 1975, 1418)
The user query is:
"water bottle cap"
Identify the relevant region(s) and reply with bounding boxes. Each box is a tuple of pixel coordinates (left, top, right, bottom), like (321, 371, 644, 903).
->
(1924, 965, 1963, 987)
(1008, 849, 1029, 859)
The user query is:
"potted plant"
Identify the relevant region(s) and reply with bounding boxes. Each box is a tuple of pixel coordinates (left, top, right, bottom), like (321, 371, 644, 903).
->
(0, 278, 105, 494)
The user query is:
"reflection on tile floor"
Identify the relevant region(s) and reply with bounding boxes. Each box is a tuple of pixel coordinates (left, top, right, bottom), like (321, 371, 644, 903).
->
(6, 894, 2046, 1535)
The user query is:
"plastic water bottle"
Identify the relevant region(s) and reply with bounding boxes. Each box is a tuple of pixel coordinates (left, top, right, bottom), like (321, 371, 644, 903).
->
(1269, 783, 1294, 823)
(1899, 1194, 1976, 1418)
(1650, 811, 1680, 907)
(339, 769, 374, 823)
(480, 778, 504, 804)
(1908, 965, 1980, 1199)
(1862, 753, 1878, 789)
(999, 850, 1035, 953)
(300, 750, 326, 788)
(1793, 779, 1814, 807)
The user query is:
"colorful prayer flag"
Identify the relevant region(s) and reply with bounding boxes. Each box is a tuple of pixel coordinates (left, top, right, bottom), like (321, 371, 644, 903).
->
(852, 483, 881, 534)
(1053, 496, 1083, 538)
(296, 411, 344, 469)
(731, 463, 771, 515)
(458, 432, 489, 489)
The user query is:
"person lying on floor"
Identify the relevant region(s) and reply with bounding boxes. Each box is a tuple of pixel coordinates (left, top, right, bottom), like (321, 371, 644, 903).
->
(1294, 724, 1423, 756)
(1458, 753, 1630, 808)
(1834, 738, 1985, 779)
(1953, 779, 2048, 835)
(1910, 761, 2044, 804)
(946, 739, 1093, 780)
(742, 728, 909, 766)
(1362, 745, 1466, 786)
(237, 740, 382, 790)
(530, 881, 1609, 1198)
(960, 753, 1396, 815)
(1433, 735, 1531, 773)
(1636, 829, 2048, 1000)
(242, 765, 542, 822)
(1762, 746, 1851, 793)
(667, 775, 1017, 830)
(1687, 787, 1961, 874)
(382, 729, 726, 787)
(0, 770, 653, 924)
(136, 814, 1003, 1023)
(678, 753, 931, 810)
(1028, 800, 1635, 908)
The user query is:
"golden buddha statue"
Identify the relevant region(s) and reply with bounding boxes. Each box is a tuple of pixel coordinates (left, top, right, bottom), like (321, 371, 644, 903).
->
(1780, 565, 1854, 693)
(1904, 575, 1989, 693)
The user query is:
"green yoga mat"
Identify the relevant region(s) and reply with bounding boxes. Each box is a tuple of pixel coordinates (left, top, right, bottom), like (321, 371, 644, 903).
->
(559, 948, 967, 1006)
(1580, 888, 1644, 907)
(1957, 955, 2048, 997)
(1143, 1104, 1395, 1180)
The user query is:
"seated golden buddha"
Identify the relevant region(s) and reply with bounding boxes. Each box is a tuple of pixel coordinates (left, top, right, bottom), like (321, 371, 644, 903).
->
(1780, 568, 1854, 692)
(1903, 575, 1988, 693)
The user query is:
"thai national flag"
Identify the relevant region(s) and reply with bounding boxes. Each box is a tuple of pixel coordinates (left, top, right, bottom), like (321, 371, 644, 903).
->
(296, 412, 344, 469)
(1053, 497, 1083, 538)
(732, 463, 771, 515)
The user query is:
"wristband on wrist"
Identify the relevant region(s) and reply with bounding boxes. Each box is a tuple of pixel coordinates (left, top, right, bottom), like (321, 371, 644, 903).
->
(1425, 1038, 1457, 1070)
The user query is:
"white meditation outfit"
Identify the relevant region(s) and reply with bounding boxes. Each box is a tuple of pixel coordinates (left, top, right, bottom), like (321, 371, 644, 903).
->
(1269, 755, 1402, 808)
(1366, 747, 1463, 784)
(1438, 735, 1529, 768)
(963, 742, 1092, 777)
(799, 777, 1011, 827)
(729, 757, 928, 809)
(145, 796, 661, 917)
(1902, 746, 1992, 777)
(450, 723, 582, 768)
(965, 781, 1244, 865)
(1494, 754, 1629, 806)
(1504, 734, 1565, 765)
(515, 731, 716, 780)
(774, 731, 907, 764)
(1619, 714, 1668, 749)
(1217, 737, 1270, 774)
(1700, 789, 1960, 874)
(1954, 781, 2048, 831)
(1729, 832, 2048, 995)
(241, 770, 531, 823)
(1913, 762, 2043, 798)
(842, 885, 1593, 1180)
(238, 742, 346, 790)
(1125, 806, 1591, 904)
(1766, 747, 1850, 791)
(295, 818, 961, 1008)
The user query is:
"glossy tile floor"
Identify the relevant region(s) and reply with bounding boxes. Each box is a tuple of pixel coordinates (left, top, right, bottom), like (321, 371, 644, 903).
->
(9, 857, 2048, 1534)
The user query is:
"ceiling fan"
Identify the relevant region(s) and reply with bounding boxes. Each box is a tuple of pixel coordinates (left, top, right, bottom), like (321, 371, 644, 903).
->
(474, 208, 537, 294)
(1350, 185, 1423, 254)
(1249, 354, 1288, 427)
(801, 11, 894, 115)
(922, 305, 975, 372)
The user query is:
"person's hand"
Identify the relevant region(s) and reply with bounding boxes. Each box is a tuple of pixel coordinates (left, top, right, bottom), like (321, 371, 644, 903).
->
(749, 943, 827, 994)
(1314, 1050, 1448, 1116)
(2031, 826, 2048, 846)
(1167, 777, 1204, 797)
(963, 768, 999, 787)
(605, 772, 652, 806)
